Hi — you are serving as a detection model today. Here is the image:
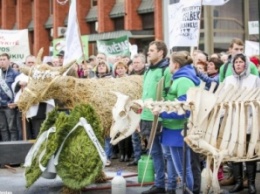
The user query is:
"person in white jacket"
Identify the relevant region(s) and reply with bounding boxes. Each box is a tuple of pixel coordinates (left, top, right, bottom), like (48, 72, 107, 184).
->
(223, 53, 260, 194)
(12, 55, 55, 139)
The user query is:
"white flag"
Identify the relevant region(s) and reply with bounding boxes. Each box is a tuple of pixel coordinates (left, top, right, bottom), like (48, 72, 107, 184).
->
(202, 0, 230, 6)
(168, 0, 202, 48)
(63, 0, 83, 65)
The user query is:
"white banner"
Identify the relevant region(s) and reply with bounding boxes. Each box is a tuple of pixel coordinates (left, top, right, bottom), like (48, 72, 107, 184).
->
(0, 29, 30, 62)
(202, 0, 230, 6)
(168, 0, 202, 48)
(248, 21, 259, 35)
(63, 0, 83, 65)
(245, 40, 259, 56)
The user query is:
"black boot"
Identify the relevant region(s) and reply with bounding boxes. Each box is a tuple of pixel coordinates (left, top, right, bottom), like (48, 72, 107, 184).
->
(246, 161, 256, 194)
(124, 155, 130, 162)
(119, 155, 124, 162)
(229, 162, 244, 193)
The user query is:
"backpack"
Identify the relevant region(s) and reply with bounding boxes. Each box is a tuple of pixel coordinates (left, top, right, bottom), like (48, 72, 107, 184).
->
(223, 56, 232, 78)
(223, 61, 229, 78)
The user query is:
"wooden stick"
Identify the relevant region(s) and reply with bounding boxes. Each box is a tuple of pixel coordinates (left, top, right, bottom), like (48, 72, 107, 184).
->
(22, 112, 27, 141)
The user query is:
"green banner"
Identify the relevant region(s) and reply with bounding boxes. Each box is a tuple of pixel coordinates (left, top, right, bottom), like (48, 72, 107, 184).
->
(52, 35, 89, 59)
(96, 35, 130, 56)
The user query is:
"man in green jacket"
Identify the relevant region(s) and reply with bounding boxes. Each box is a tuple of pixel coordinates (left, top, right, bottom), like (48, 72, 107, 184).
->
(141, 40, 172, 194)
(219, 38, 258, 82)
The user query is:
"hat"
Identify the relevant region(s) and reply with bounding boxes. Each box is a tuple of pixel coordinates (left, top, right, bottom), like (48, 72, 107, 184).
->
(57, 50, 65, 57)
(250, 56, 259, 67)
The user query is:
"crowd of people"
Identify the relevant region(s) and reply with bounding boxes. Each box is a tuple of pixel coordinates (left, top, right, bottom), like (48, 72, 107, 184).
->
(0, 37, 260, 194)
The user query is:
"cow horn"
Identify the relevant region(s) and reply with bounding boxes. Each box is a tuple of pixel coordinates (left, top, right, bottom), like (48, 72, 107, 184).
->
(60, 60, 76, 75)
(19, 65, 32, 76)
(36, 48, 44, 64)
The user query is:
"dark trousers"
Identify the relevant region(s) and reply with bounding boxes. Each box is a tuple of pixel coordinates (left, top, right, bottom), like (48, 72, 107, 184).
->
(118, 136, 132, 158)
(0, 108, 18, 141)
(191, 149, 201, 194)
(26, 118, 45, 139)
(15, 109, 23, 140)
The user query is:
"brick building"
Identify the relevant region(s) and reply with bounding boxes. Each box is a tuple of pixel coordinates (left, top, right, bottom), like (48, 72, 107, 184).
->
(0, 0, 259, 58)
(0, 0, 161, 57)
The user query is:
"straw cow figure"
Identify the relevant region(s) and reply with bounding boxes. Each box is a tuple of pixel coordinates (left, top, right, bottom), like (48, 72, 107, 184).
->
(17, 61, 143, 140)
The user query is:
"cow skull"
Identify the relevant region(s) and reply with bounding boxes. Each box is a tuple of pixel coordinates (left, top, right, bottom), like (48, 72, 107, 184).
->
(110, 91, 143, 145)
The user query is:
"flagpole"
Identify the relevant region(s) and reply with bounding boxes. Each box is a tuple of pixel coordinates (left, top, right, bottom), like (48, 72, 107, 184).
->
(258, 0, 260, 56)
(197, 0, 203, 50)
(22, 113, 27, 141)
(191, 0, 203, 59)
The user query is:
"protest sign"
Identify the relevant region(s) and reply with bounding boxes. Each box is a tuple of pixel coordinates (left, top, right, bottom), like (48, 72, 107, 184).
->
(245, 40, 259, 56)
(52, 35, 88, 60)
(168, 0, 202, 48)
(96, 36, 130, 57)
(202, 0, 230, 6)
(0, 29, 30, 62)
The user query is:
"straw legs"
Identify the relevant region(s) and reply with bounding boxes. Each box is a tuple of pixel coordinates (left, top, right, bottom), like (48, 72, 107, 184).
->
(229, 161, 256, 194)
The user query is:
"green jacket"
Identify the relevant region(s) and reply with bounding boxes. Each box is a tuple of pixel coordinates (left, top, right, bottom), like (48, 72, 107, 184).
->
(141, 58, 172, 121)
(161, 65, 200, 129)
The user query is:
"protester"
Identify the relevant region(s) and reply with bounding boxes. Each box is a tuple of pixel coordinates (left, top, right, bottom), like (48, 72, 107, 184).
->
(153, 51, 199, 193)
(219, 38, 258, 82)
(114, 61, 128, 78)
(196, 57, 223, 90)
(140, 40, 172, 194)
(11, 63, 20, 73)
(81, 60, 95, 78)
(196, 60, 207, 74)
(56, 50, 65, 66)
(0, 53, 19, 141)
(95, 60, 113, 166)
(127, 53, 147, 167)
(12, 55, 55, 139)
(95, 60, 112, 78)
(223, 53, 260, 194)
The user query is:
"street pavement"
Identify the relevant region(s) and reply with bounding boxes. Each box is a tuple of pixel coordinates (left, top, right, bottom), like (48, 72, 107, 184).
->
(0, 166, 260, 194)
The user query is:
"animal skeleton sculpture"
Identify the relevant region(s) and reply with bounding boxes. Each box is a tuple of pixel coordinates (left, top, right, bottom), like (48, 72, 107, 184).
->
(110, 91, 143, 144)
(111, 82, 260, 193)
(17, 54, 143, 141)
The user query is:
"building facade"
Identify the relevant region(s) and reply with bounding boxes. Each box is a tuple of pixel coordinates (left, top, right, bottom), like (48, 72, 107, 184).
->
(0, 0, 259, 57)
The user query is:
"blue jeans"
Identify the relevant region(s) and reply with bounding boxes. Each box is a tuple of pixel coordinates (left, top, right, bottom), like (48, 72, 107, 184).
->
(141, 120, 165, 188)
(104, 137, 112, 160)
(169, 146, 194, 191)
(131, 131, 142, 161)
(162, 145, 178, 190)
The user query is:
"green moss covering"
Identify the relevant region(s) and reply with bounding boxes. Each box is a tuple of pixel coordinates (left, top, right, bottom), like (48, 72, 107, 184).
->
(25, 108, 65, 187)
(24, 104, 104, 190)
(56, 104, 104, 189)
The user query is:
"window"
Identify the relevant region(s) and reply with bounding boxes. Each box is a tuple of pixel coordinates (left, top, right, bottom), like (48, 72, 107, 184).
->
(92, 0, 98, 7)
(89, 22, 97, 33)
(114, 17, 124, 31)
(212, 0, 244, 51)
(249, 0, 259, 20)
(141, 13, 154, 30)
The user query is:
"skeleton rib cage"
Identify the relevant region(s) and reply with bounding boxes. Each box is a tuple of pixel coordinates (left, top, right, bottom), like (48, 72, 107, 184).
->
(142, 82, 260, 193)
